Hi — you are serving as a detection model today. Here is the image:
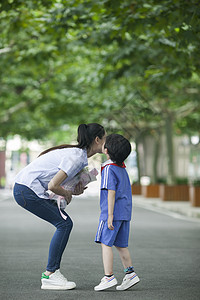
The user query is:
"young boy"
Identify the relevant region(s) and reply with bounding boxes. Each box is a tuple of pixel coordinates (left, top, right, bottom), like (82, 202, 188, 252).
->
(94, 134, 140, 291)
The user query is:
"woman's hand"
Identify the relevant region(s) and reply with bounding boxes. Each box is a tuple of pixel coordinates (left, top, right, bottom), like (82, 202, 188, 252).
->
(73, 181, 87, 195)
(64, 190, 72, 205)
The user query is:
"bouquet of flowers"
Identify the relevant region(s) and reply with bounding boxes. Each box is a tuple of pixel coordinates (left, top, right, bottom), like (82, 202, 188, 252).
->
(49, 167, 98, 209)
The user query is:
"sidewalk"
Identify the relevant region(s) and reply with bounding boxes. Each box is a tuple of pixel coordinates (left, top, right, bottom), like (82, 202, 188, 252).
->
(133, 195, 200, 221)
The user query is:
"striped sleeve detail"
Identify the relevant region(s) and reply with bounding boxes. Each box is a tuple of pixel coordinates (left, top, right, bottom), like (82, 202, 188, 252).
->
(102, 165, 110, 189)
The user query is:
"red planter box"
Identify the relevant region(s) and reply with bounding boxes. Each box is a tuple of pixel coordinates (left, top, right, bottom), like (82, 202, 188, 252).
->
(160, 184, 189, 201)
(189, 186, 200, 207)
(142, 184, 160, 198)
(131, 184, 141, 195)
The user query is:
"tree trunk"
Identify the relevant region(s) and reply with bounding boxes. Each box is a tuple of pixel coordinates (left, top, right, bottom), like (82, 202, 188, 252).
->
(135, 136, 141, 183)
(152, 131, 160, 184)
(0, 139, 6, 188)
(165, 115, 175, 185)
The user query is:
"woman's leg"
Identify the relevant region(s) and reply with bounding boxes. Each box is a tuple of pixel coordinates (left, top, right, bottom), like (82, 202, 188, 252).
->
(46, 214, 73, 272)
(13, 183, 73, 272)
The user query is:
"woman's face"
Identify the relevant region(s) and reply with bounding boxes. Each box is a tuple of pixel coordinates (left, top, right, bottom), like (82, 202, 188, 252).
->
(94, 134, 106, 154)
(100, 134, 107, 154)
(87, 134, 107, 157)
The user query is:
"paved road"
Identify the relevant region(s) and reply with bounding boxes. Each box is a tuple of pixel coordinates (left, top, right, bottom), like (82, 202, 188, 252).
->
(0, 192, 200, 300)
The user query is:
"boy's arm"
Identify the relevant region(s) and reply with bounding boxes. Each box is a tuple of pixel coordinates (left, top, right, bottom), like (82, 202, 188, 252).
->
(107, 189, 116, 230)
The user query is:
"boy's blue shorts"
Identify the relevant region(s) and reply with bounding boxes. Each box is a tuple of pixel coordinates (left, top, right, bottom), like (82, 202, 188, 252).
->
(95, 220, 130, 247)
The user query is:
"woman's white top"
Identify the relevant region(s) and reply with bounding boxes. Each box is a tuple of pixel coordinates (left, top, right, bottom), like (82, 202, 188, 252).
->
(15, 147, 88, 199)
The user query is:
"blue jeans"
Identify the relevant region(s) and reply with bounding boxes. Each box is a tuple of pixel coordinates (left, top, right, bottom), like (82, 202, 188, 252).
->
(13, 183, 73, 272)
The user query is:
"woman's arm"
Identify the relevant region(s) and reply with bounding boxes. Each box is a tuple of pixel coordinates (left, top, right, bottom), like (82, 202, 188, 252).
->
(48, 170, 85, 204)
(107, 189, 116, 230)
(48, 170, 72, 204)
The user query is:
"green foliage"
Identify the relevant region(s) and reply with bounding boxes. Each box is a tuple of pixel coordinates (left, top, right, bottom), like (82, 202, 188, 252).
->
(175, 177, 188, 185)
(0, 0, 200, 143)
(192, 179, 200, 187)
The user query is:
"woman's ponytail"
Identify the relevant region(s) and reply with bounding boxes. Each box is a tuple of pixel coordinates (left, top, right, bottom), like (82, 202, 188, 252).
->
(77, 123, 105, 150)
(77, 124, 91, 148)
(39, 123, 105, 156)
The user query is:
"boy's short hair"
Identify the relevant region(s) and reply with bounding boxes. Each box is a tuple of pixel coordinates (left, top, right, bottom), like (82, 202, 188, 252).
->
(104, 134, 131, 166)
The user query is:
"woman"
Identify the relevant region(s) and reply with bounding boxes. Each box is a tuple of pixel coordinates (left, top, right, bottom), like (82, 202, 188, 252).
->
(13, 123, 106, 290)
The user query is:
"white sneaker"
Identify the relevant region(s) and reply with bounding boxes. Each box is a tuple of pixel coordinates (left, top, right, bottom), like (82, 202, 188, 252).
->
(116, 272, 140, 291)
(41, 269, 76, 290)
(94, 275, 117, 291)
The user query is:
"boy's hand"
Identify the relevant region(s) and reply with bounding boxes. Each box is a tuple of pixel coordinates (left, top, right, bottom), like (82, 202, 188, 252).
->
(108, 214, 114, 230)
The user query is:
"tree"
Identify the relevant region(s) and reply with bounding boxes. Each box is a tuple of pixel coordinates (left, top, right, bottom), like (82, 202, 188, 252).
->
(76, 0, 200, 184)
(0, 0, 200, 184)
(0, 0, 93, 139)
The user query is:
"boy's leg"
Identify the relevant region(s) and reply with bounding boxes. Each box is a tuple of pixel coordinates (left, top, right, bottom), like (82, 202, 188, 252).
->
(115, 246, 140, 291)
(94, 243, 117, 291)
(101, 243, 113, 275)
(115, 246, 132, 269)
(94, 221, 126, 291)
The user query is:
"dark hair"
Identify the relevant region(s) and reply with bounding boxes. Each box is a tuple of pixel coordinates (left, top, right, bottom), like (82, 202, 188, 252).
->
(39, 123, 105, 156)
(104, 134, 131, 166)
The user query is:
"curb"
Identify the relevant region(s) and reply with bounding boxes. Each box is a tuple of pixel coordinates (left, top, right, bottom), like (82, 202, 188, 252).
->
(133, 195, 200, 221)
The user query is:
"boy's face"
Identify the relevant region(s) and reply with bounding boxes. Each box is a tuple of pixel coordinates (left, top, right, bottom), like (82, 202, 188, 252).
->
(102, 143, 110, 160)
(102, 141, 106, 154)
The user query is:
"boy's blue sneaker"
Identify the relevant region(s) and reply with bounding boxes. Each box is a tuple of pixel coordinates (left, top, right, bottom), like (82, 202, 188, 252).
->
(116, 272, 140, 291)
(94, 275, 117, 291)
